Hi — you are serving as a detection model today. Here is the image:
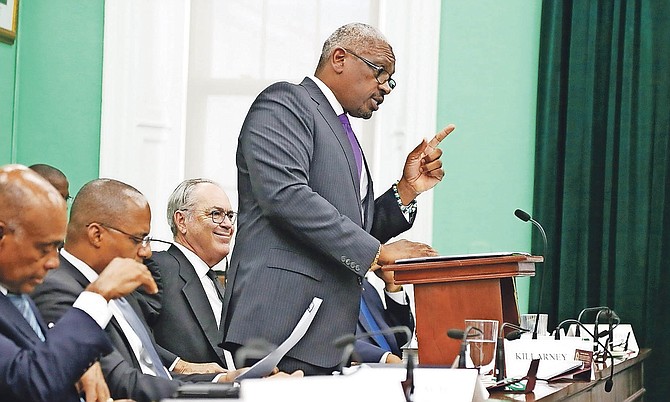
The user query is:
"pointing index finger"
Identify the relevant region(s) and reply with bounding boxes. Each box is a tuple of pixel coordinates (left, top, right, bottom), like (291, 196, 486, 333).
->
(427, 124, 456, 151)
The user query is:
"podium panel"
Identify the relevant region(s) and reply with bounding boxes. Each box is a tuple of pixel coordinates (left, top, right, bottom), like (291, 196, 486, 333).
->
(385, 255, 541, 365)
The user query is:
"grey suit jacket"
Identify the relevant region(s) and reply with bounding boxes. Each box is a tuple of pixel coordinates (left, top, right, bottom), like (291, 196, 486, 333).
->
(146, 245, 227, 367)
(32, 255, 181, 402)
(223, 77, 413, 368)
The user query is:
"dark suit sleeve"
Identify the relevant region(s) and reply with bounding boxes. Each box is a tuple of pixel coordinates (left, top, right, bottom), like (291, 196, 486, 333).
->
(384, 292, 415, 348)
(101, 347, 180, 402)
(354, 339, 387, 363)
(371, 187, 413, 244)
(0, 308, 113, 402)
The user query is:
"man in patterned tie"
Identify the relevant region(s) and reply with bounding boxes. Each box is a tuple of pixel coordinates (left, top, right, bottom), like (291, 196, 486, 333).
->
(0, 164, 158, 402)
(145, 179, 237, 370)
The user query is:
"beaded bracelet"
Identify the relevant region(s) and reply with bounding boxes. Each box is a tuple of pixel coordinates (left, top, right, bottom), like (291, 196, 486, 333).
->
(371, 244, 382, 268)
(392, 181, 417, 215)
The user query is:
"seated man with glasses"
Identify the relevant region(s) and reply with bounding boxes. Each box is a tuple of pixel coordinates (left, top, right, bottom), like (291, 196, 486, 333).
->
(143, 179, 239, 370)
(31, 178, 247, 402)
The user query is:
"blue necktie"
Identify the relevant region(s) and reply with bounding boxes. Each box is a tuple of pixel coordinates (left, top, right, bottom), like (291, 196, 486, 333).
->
(114, 298, 170, 379)
(360, 298, 392, 352)
(8, 293, 45, 342)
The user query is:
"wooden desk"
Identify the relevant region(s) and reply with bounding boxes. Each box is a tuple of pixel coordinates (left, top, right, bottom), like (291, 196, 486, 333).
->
(488, 349, 650, 402)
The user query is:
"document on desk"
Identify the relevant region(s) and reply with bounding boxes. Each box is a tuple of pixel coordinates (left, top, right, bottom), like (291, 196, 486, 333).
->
(236, 297, 323, 381)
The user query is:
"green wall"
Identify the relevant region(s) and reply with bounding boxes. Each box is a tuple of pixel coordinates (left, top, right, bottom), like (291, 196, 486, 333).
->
(435, 1, 542, 313)
(0, 0, 104, 194)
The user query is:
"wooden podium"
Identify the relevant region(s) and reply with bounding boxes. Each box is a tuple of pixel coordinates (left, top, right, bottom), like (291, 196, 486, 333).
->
(384, 254, 542, 365)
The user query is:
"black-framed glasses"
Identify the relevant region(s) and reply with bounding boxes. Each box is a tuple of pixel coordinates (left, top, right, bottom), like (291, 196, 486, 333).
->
(210, 210, 237, 225)
(90, 222, 152, 248)
(344, 48, 396, 90)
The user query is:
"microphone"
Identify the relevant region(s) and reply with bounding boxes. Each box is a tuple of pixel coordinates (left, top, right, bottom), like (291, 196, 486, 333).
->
(554, 319, 615, 392)
(333, 325, 412, 372)
(495, 323, 530, 381)
(575, 306, 610, 337)
(447, 326, 483, 368)
(514, 209, 548, 339)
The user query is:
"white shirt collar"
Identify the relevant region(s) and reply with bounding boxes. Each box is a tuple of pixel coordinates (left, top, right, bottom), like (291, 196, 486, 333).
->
(309, 75, 345, 117)
(0, 284, 8, 296)
(60, 248, 100, 283)
(173, 242, 211, 279)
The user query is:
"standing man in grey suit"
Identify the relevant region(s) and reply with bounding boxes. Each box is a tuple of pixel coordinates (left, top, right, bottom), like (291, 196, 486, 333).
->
(223, 22, 455, 375)
(146, 179, 235, 370)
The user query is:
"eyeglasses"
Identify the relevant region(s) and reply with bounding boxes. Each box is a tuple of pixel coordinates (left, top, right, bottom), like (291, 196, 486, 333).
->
(90, 223, 152, 248)
(344, 48, 396, 90)
(209, 210, 237, 225)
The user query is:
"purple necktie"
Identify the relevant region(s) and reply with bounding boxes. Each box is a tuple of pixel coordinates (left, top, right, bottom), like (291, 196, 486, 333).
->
(339, 113, 363, 179)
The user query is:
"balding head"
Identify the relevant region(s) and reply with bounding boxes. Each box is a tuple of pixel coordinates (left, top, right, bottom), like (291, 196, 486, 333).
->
(29, 164, 70, 201)
(315, 23, 391, 74)
(65, 179, 152, 272)
(0, 165, 67, 293)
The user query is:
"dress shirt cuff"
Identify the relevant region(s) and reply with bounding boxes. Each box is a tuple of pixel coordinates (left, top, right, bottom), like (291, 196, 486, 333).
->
(380, 351, 392, 364)
(385, 288, 408, 305)
(168, 357, 181, 371)
(72, 291, 113, 329)
(213, 372, 228, 382)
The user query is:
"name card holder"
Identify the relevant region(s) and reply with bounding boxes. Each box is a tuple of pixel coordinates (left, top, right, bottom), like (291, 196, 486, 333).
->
(504, 338, 593, 381)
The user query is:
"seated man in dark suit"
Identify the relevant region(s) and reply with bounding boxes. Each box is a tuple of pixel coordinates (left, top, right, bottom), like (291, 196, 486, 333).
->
(145, 178, 235, 370)
(355, 266, 414, 364)
(0, 164, 157, 402)
(32, 178, 244, 402)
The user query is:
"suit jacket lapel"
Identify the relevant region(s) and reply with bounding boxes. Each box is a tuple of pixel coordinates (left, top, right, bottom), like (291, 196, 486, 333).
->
(171, 246, 224, 357)
(57, 255, 143, 368)
(301, 77, 364, 225)
(0, 294, 44, 343)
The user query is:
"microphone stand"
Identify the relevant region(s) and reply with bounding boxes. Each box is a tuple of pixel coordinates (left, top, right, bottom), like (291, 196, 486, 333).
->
(495, 323, 529, 381)
(553, 319, 615, 392)
(447, 326, 483, 369)
(514, 209, 547, 339)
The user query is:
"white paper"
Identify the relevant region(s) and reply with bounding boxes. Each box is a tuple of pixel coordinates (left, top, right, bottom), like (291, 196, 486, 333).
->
(236, 297, 323, 381)
(240, 366, 486, 402)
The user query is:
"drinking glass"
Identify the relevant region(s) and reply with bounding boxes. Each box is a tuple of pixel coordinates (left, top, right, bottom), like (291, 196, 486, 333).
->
(520, 314, 548, 336)
(464, 319, 499, 376)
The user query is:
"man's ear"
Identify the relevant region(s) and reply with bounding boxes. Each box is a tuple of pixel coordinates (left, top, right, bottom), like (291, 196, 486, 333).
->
(174, 210, 188, 234)
(332, 47, 347, 73)
(87, 223, 104, 248)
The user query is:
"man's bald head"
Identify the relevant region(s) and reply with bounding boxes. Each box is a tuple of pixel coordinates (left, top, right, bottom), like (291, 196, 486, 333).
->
(0, 165, 67, 293)
(65, 179, 152, 272)
(68, 179, 148, 240)
(0, 165, 66, 230)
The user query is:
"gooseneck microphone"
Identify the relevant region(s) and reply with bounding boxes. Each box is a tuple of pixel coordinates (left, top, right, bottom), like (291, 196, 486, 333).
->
(495, 323, 530, 381)
(514, 209, 548, 339)
(447, 326, 483, 368)
(554, 319, 615, 392)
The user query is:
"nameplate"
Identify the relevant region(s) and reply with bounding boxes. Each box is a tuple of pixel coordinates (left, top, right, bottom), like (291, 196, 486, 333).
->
(565, 323, 638, 357)
(504, 338, 592, 381)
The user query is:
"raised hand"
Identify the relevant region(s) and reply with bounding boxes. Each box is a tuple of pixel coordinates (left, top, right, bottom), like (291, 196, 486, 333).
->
(397, 124, 456, 204)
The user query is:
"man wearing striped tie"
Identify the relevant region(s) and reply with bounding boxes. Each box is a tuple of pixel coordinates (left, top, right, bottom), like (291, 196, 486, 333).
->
(0, 164, 158, 402)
